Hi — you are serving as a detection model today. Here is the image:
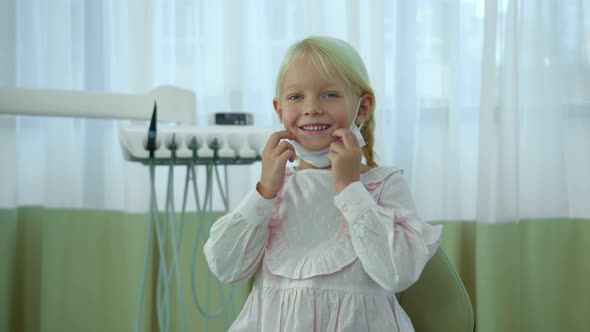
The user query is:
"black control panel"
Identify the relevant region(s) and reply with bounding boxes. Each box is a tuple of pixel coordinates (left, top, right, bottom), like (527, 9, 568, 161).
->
(212, 112, 253, 125)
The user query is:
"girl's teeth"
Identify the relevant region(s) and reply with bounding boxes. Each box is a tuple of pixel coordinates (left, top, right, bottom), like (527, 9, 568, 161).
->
(303, 125, 329, 131)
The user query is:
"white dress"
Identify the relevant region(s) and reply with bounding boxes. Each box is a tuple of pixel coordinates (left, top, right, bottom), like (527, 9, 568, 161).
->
(204, 167, 442, 332)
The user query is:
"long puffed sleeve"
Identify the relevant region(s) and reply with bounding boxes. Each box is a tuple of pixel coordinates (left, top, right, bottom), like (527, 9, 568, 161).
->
(333, 173, 442, 292)
(203, 188, 276, 284)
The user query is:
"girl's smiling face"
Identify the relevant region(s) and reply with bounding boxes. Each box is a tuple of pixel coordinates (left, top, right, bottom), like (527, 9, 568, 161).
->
(273, 54, 358, 151)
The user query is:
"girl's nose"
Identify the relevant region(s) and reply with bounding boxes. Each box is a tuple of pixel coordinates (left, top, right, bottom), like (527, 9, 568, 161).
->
(303, 99, 323, 116)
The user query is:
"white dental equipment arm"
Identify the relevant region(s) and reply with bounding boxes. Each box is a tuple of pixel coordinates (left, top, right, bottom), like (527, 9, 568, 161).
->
(0, 85, 196, 124)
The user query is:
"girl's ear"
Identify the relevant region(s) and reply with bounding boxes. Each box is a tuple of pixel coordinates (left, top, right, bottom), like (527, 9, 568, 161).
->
(273, 97, 283, 122)
(357, 93, 374, 124)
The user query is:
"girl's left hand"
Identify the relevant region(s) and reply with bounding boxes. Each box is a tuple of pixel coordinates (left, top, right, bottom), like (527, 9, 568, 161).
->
(328, 128, 363, 192)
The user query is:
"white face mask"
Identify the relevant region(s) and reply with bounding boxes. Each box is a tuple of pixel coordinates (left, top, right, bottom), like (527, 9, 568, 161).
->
(286, 98, 365, 168)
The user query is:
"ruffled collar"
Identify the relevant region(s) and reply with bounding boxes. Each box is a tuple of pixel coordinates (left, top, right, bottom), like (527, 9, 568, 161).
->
(263, 166, 403, 280)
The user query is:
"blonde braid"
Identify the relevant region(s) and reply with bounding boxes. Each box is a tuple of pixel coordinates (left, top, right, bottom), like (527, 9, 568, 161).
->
(361, 113, 378, 168)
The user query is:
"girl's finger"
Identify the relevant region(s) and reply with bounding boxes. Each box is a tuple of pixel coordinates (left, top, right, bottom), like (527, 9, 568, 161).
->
(278, 148, 296, 164)
(330, 140, 345, 154)
(273, 141, 295, 157)
(327, 151, 338, 163)
(265, 130, 295, 151)
(340, 131, 358, 149)
(331, 128, 348, 139)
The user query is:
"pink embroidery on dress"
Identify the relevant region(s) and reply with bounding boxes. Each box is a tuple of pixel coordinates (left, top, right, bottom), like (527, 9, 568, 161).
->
(364, 179, 387, 203)
(393, 208, 407, 225)
(365, 182, 380, 191)
(336, 218, 350, 238)
(269, 171, 291, 224)
(267, 171, 292, 252)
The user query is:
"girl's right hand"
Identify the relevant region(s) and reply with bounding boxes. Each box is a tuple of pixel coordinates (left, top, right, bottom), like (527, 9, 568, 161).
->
(257, 130, 296, 199)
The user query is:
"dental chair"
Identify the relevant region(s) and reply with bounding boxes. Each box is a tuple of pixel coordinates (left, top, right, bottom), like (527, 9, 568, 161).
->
(396, 248, 475, 332)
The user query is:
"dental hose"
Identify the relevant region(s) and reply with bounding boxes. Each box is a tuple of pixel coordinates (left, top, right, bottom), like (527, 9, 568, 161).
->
(157, 147, 187, 332)
(189, 163, 236, 332)
(151, 160, 171, 332)
(135, 141, 236, 331)
(134, 158, 155, 332)
(135, 158, 170, 332)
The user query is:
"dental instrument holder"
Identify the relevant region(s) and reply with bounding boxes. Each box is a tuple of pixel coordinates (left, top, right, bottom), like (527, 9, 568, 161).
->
(131, 132, 262, 165)
(133, 104, 272, 332)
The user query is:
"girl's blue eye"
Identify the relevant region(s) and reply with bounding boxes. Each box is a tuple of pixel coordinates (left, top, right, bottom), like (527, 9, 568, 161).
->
(288, 95, 302, 101)
(324, 92, 338, 98)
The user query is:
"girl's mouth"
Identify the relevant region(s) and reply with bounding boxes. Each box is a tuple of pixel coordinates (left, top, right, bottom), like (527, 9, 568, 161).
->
(299, 124, 332, 135)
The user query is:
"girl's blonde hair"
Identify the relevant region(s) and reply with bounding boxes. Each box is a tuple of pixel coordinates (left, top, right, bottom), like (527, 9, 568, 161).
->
(275, 36, 378, 167)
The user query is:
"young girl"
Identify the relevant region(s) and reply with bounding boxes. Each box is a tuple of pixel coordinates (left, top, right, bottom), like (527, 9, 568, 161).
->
(204, 36, 442, 332)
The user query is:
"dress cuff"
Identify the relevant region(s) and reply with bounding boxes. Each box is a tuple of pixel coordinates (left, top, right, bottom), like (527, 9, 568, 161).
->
(334, 181, 377, 225)
(234, 187, 276, 226)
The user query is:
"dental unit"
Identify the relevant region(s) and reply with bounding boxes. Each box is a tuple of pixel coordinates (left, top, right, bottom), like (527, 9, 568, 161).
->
(0, 86, 273, 332)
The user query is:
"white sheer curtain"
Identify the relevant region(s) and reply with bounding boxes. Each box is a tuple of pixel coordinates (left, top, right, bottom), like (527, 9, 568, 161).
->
(0, 0, 588, 221)
(477, 0, 590, 222)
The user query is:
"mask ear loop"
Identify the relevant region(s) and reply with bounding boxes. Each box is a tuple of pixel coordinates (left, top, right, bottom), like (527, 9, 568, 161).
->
(350, 97, 363, 129)
(351, 96, 368, 150)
